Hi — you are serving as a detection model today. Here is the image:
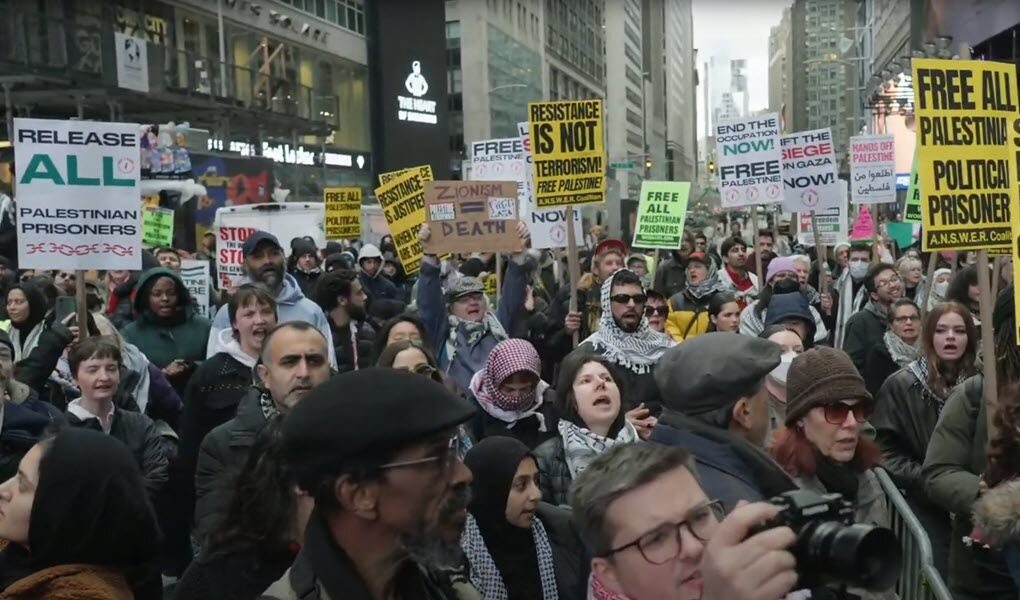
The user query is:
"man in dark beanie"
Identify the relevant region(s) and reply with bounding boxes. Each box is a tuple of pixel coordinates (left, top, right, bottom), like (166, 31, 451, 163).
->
(650, 332, 796, 509)
(260, 369, 480, 600)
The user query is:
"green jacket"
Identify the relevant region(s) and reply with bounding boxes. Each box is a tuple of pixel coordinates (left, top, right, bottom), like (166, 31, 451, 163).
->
(121, 268, 211, 371)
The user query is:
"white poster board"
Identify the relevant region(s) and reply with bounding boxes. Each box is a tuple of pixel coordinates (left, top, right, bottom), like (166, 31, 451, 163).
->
(797, 184, 849, 246)
(13, 117, 141, 270)
(780, 128, 841, 213)
(715, 112, 784, 208)
(180, 259, 210, 318)
(850, 134, 896, 204)
(114, 32, 149, 93)
(515, 121, 582, 247)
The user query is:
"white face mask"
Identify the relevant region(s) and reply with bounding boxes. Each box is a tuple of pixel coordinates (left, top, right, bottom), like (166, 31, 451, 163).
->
(849, 260, 869, 280)
(934, 280, 949, 297)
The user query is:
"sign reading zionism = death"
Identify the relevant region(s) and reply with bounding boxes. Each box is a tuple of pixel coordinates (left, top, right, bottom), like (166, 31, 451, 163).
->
(528, 99, 606, 208)
(913, 58, 1019, 251)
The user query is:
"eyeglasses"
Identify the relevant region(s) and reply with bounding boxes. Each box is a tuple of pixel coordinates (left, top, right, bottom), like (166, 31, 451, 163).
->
(876, 275, 901, 288)
(644, 306, 669, 317)
(377, 434, 463, 473)
(893, 314, 921, 324)
(823, 402, 873, 425)
(398, 362, 438, 378)
(611, 293, 648, 305)
(602, 499, 725, 564)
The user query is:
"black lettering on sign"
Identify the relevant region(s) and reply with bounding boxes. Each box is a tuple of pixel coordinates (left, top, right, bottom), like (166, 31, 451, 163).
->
(915, 68, 976, 110)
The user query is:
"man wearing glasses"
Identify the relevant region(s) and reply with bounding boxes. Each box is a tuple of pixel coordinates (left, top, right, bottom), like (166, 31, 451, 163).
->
(262, 368, 480, 600)
(572, 443, 798, 600)
(842, 263, 904, 374)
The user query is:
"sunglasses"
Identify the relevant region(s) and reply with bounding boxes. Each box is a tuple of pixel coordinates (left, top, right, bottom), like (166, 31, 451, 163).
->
(823, 402, 873, 425)
(611, 293, 647, 305)
(644, 305, 669, 317)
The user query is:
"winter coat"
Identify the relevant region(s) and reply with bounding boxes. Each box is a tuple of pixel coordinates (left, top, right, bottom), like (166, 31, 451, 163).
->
(289, 267, 321, 298)
(466, 387, 560, 449)
(576, 341, 662, 413)
(842, 308, 887, 374)
(64, 407, 172, 498)
(535, 503, 589, 600)
(206, 273, 335, 365)
(862, 342, 899, 397)
(542, 281, 601, 371)
(739, 296, 829, 345)
(0, 564, 133, 600)
(121, 268, 211, 394)
(665, 290, 716, 342)
(653, 256, 687, 298)
(106, 276, 138, 331)
(173, 547, 297, 600)
(922, 375, 1014, 599)
(533, 436, 572, 506)
(0, 388, 64, 482)
(0, 193, 17, 272)
(974, 479, 1020, 594)
(194, 388, 267, 542)
(359, 271, 399, 304)
(329, 317, 375, 374)
(651, 410, 797, 511)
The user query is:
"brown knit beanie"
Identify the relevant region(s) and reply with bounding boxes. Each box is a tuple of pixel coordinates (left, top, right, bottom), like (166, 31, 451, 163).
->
(784, 347, 873, 425)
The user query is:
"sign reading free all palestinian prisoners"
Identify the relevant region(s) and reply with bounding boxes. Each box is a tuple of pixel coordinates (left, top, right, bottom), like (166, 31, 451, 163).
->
(715, 113, 784, 208)
(13, 118, 141, 270)
(913, 58, 1019, 251)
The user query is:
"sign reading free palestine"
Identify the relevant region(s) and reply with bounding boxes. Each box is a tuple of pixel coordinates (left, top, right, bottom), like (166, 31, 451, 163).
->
(14, 118, 142, 270)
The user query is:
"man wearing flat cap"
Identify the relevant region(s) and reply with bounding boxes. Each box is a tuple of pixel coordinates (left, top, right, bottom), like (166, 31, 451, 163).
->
(650, 332, 796, 510)
(261, 369, 481, 600)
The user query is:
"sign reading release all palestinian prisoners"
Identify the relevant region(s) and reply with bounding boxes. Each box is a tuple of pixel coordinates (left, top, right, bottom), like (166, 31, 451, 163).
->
(14, 118, 141, 270)
(715, 113, 784, 208)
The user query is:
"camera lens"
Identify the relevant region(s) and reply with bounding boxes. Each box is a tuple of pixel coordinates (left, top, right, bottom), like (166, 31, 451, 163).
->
(800, 521, 901, 591)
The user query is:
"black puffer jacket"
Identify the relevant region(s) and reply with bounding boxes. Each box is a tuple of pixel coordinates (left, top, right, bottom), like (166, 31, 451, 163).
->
(533, 436, 571, 506)
(535, 502, 589, 600)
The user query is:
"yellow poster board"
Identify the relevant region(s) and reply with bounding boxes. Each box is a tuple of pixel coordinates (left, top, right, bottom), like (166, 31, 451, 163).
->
(527, 99, 606, 209)
(374, 170, 429, 275)
(379, 165, 434, 186)
(323, 187, 362, 240)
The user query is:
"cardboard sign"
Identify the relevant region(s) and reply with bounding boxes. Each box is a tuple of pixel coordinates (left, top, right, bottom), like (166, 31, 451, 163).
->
(374, 170, 429, 275)
(528, 207, 583, 249)
(180, 259, 210, 318)
(215, 204, 326, 289)
(323, 187, 362, 239)
(632, 181, 691, 249)
(904, 148, 921, 223)
(142, 206, 174, 247)
(780, 128, 841, 213)
(13, 118, 142, 270)
(527, 99, 606, 208)
(715, 113, 784, 208)
(378, 164, 433, 186)
(422, 181, 523, 254)
(914, 58, 1018, 251)
(850, 134, 896, 204)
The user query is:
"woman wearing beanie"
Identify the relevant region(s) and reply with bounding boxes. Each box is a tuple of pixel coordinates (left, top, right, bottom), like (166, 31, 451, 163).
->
(769, 346, 893, 600)
(872, 301, 978, 578)
(739, 257, 828, 344)
(460, 436, 587, 600)
(467, 339, 559, 449)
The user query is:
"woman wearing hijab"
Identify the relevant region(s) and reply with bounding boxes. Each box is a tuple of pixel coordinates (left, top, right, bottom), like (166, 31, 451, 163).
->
(926, 267, 952, 311)
(461, 436, 587, 600)
(467, 339, 558, 449)
(0, 428, 161, 600)
(5, 284, 47, 362)
(664, 252, 731, 341)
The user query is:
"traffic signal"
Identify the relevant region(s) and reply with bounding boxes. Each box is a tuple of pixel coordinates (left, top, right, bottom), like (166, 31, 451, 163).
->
(708, 160, 716, 173)
(645, 158, 652, 169)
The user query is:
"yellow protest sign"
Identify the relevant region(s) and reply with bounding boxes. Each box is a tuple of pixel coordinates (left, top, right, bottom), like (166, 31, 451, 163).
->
(374, 170, 428, 275)
(379, 165, 434, 186)
(913, 58, 1018, 251)
(528, 99, 605, 209)
(1011, 112, 1020, 343)
(323, 187, 362, 240)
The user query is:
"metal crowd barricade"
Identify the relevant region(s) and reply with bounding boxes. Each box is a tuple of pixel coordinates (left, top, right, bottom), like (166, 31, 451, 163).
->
(874, 468, 953, 600)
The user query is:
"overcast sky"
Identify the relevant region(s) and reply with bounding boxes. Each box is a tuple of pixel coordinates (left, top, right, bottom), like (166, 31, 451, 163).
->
(693, 0, 792, 136)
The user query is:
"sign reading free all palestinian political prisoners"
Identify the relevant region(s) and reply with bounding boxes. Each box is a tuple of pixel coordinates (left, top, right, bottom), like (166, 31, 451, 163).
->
(632, 181, 691, 249)
(375, 170, 429, 275)
(779, 128, 841, 213)
(14, 118, 142, 270)
(849, 135, 896, 204)
(715, 113, 784, 208)
(914, 58, 1018, 251)
(423, 181, 523, 254)
(323, 187, 362, 239)
(528, 99, 606, 209)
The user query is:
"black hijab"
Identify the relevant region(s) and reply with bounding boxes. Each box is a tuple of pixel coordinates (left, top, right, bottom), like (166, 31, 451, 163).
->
(464, 436, 542, 600)
(6, 283, 46, 341)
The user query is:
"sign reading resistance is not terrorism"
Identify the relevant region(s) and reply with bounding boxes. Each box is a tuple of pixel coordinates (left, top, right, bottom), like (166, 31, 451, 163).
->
(527, 99, 606, 209)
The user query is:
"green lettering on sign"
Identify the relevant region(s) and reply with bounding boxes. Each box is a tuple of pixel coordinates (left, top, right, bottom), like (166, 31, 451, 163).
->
(19, 154, 65, 185)
(103, 156, 135, 187)
(632, 181, 692, 249)
(67, 155, 100, 186)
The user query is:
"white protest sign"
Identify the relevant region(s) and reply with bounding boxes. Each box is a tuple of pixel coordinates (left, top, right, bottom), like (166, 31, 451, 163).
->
(215, 203, 326, 289)
(780, 128, 841, 213)
(180, 259, 210, 317)
(114, 32, 149, 93)
(529, 207, 583, 249)
(797, 184, 848, 246)
(13, 118, 141, 270)
(850, 134, 896, 204)
(469, 137, 529, 218)
(715, 113, 784, 208)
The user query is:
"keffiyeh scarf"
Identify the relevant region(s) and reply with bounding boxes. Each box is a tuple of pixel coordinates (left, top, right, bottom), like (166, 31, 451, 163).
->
(259, 390, 281, 420)
(583, 270, 676, 374)
(560, 419, 639, 479)
(685, 271, 728, 301)
(446, 308, 508, 367)
(884, 329, 920, 367)
(461, 513, 559, 600)
(907, 358, 964, 414)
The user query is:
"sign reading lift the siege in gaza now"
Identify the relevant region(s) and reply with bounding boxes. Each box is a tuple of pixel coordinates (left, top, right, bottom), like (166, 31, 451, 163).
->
(779, 128, 841, 213)
(528, 99, 606, 209)
(715, 113, 784, 208)
(14, 118, 142, 270)
(913, 58, 1018, 251)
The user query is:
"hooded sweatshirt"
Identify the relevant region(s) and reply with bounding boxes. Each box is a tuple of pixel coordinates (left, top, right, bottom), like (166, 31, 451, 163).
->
(7, 283, 48, 362)
(357, 243, 398, 302)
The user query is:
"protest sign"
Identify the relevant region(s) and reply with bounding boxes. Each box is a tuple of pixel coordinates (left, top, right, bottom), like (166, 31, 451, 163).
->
(323, 187, 362, 239)
(779, 128, 841, 213)
(13, 118, 141, 270)
(850, 134, 896, 204)
(527, 99, 606, 208)
(375, 170, 429, 275)
(215, 204, 326, 289)
(378, 164, 433, 186)
(913, 58, 1018, 251)
(904, 148, 922, 223)
(715, 113, 784, 208)
(798, 206, 847, 247)
(469, 137, 529, 220)
(422, 181, 523, 254)
(180, 259, 210, 318)
(528, 207, 583, 249)
(142, 207, 174, 247)
(887, 222, 915, 250)
(850, 205, 874, 240)
(632, 181, 691, 248)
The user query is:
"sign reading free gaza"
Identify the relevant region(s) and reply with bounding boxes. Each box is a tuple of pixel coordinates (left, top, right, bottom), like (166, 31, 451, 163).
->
(14, 118, 141, 270)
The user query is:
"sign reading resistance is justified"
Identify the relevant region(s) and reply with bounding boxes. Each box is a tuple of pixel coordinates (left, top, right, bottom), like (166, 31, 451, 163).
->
(528, 100, 606, 208)
(913, 58, 1019, 251)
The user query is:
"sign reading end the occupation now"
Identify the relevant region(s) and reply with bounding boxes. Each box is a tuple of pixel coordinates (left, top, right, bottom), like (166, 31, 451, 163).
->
(13, 118, 141, 270)
(715, 113, 784, 208)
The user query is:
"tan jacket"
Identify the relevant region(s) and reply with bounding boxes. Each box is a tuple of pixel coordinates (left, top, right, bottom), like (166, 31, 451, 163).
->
(0, 564, 133, 600)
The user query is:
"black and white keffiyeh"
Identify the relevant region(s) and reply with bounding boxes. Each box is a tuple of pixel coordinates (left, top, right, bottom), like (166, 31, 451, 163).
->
(559, 419, 639, 479)
(461, 513, 559, 600)
(582, 269, 676, 374)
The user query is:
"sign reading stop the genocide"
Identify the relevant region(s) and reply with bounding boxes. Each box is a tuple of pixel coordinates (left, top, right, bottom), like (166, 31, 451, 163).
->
(715, 113, 784, 208)
(528, 99, 606, 208)
(913, 58, 1018, 251)
(779, 128, 841, 213)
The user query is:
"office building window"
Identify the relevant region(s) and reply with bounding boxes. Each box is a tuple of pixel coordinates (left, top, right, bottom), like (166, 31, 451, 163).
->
(278, 0, 366, 35)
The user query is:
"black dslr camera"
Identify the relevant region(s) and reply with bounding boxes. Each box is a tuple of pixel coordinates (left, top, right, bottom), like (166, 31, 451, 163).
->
(752, 489, 901, 592)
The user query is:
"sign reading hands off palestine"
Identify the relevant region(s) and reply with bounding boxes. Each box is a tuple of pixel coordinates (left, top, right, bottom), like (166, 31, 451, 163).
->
(633, 181, 691, 249)
(715, 113, 784, 208)
(13, 118, 141, 270)
(528, 99, 606, 208)
(780, 128, 841, 213)
(913, 58, 1018, 251)
(849, 134, 896, 204)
